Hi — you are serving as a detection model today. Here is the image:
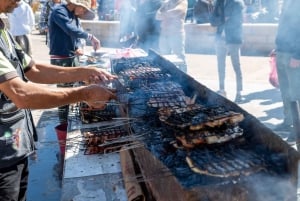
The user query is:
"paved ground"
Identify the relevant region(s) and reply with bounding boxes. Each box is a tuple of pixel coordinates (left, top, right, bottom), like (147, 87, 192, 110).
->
(27, 30, 292, 201)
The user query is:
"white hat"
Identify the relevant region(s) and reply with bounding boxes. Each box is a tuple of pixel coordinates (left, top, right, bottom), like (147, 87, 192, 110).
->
(67, 0, 95, 20)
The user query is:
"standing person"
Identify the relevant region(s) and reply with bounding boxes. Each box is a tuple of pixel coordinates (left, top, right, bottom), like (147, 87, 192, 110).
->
(118, 0, 137, 48)
(38, 0, 64, 45)
(193, 0, 214, 24)
(49, 0, 100, 122)
(0, 1, 116, 200)
(155, 0, 188, 73)
(213, 0, 245, 103)
(7, 0, 35, 56)
(274, 0, 300, 142)
(135, 0, 162, 51)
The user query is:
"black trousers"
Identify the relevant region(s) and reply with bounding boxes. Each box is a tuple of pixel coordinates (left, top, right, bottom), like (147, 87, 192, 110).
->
(0, 158, 29, 201)
(50, 57, 79, 123)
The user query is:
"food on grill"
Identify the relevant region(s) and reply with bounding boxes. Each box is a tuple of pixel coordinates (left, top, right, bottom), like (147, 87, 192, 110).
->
(82, 127, 130, 154)
(158, 105, 244, 147)
(159, 105, 244, 130)
(143, 81, 189, 108)
(85, 140, 131, 155)
(186, 148, 267, 178)
(79, 102, 117, 124)
(118, 65, 171, 88)
(87, 56, 97, 64)
(174, 125, 243, 148)
(147, 93, 187, 108)
(142, 81, 184, 93)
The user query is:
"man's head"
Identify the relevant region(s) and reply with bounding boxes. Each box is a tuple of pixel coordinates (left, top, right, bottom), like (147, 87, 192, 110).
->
(66, 0, 95, 20)
(0, 0, 21, 13)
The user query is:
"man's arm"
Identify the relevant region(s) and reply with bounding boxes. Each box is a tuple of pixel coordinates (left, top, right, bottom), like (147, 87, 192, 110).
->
(0, 76, 116, 110)
(25, 62, 116, 84)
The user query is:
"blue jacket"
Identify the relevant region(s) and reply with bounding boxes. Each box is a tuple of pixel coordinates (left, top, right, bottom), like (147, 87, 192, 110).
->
(216, 0, 244, 44)
(275, 0, 300, 59)
(49, 4, 89, 57)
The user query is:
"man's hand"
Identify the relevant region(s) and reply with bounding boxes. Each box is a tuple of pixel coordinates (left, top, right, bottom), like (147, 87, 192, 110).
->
(83, 85, 117, 110)
(74, 48, 84, 56)
(84, 67, 118, 84)
(91, 36, 101, 51)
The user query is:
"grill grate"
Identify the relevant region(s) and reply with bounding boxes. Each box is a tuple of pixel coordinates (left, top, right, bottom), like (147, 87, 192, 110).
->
(79, 102, 117, 124)
(81, 126, 131, 155)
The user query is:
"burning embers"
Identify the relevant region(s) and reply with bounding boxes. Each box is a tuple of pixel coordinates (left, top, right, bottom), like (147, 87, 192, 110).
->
(81, 126, 130, 155)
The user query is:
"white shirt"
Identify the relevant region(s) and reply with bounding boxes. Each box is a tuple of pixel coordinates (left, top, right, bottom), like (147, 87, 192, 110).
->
(7, 1, 35, 36)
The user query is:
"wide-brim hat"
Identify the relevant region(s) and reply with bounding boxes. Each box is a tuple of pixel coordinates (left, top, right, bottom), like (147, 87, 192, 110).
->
(67, 0, 95, 20)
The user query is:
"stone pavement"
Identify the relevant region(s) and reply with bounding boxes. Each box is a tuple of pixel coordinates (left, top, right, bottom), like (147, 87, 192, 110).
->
(27, 30, 292, 201)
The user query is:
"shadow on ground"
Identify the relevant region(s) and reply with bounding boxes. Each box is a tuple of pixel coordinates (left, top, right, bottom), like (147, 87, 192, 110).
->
(242, 87, 284, 129)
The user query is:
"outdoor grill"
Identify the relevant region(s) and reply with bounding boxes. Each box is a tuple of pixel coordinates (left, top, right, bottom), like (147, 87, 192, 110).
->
(75, 50, 300, 201)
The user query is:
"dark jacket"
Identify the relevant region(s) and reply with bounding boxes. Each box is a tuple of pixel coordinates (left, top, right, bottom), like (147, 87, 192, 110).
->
(275, 0, 300, 59)
(216, 0, 244, 44)
(0, 24, 36, 169)
(49, 4, 89, 57)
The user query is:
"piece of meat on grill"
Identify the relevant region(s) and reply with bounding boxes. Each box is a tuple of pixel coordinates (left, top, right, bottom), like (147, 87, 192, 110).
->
(174, 125, 243, 148)
(186, 148, 267, 178)
(190, 112, 244, 130)
(158, 104, 244, 131)
(186, 156, 237, 178)
(84, 140, 132, 155)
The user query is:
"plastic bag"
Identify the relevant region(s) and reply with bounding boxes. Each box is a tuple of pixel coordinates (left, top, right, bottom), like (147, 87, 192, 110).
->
(269, 50, 279, 88)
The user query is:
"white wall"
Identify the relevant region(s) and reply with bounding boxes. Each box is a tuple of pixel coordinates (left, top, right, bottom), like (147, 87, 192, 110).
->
(81, 20, 278, 55)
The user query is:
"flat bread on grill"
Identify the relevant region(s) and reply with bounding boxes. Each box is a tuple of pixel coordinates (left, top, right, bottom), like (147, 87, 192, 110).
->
(158, 104, 244, 131)
(174, 125, 244, 148)
(186, 150, 267, 178)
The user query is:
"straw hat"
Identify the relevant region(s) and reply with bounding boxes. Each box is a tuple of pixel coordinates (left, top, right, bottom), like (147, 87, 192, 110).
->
(67, 0, 95, 20)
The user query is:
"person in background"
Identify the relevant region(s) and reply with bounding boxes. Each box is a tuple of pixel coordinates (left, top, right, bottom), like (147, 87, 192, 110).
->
(91, 0, 97, 11)
(156, 0, 188, 73)
(214, 0, 245, 103)
(274, 0, 300, 142)
(193, 0, 214, 24)
(7, 0, 35, 56)
(135, 0, 162, 51)
(38, 0, 64, 45)
(0, 0, 116, 200)
(49, 0, 100, 122)
(118, 0, 137, 48)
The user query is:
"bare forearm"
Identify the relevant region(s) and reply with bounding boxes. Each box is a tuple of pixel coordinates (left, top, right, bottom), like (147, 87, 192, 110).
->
(25, 63, 90, 84)
(1, 76, 116, 110)
(8, 81, 86, 109)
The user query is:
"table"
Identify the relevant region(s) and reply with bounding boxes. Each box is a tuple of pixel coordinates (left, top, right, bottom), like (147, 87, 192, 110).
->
(60, 117, 128, 201)
(60, 49, 183, 201)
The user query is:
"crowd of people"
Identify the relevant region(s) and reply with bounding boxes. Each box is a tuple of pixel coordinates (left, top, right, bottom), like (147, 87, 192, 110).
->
(0, 0, 299, 200)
